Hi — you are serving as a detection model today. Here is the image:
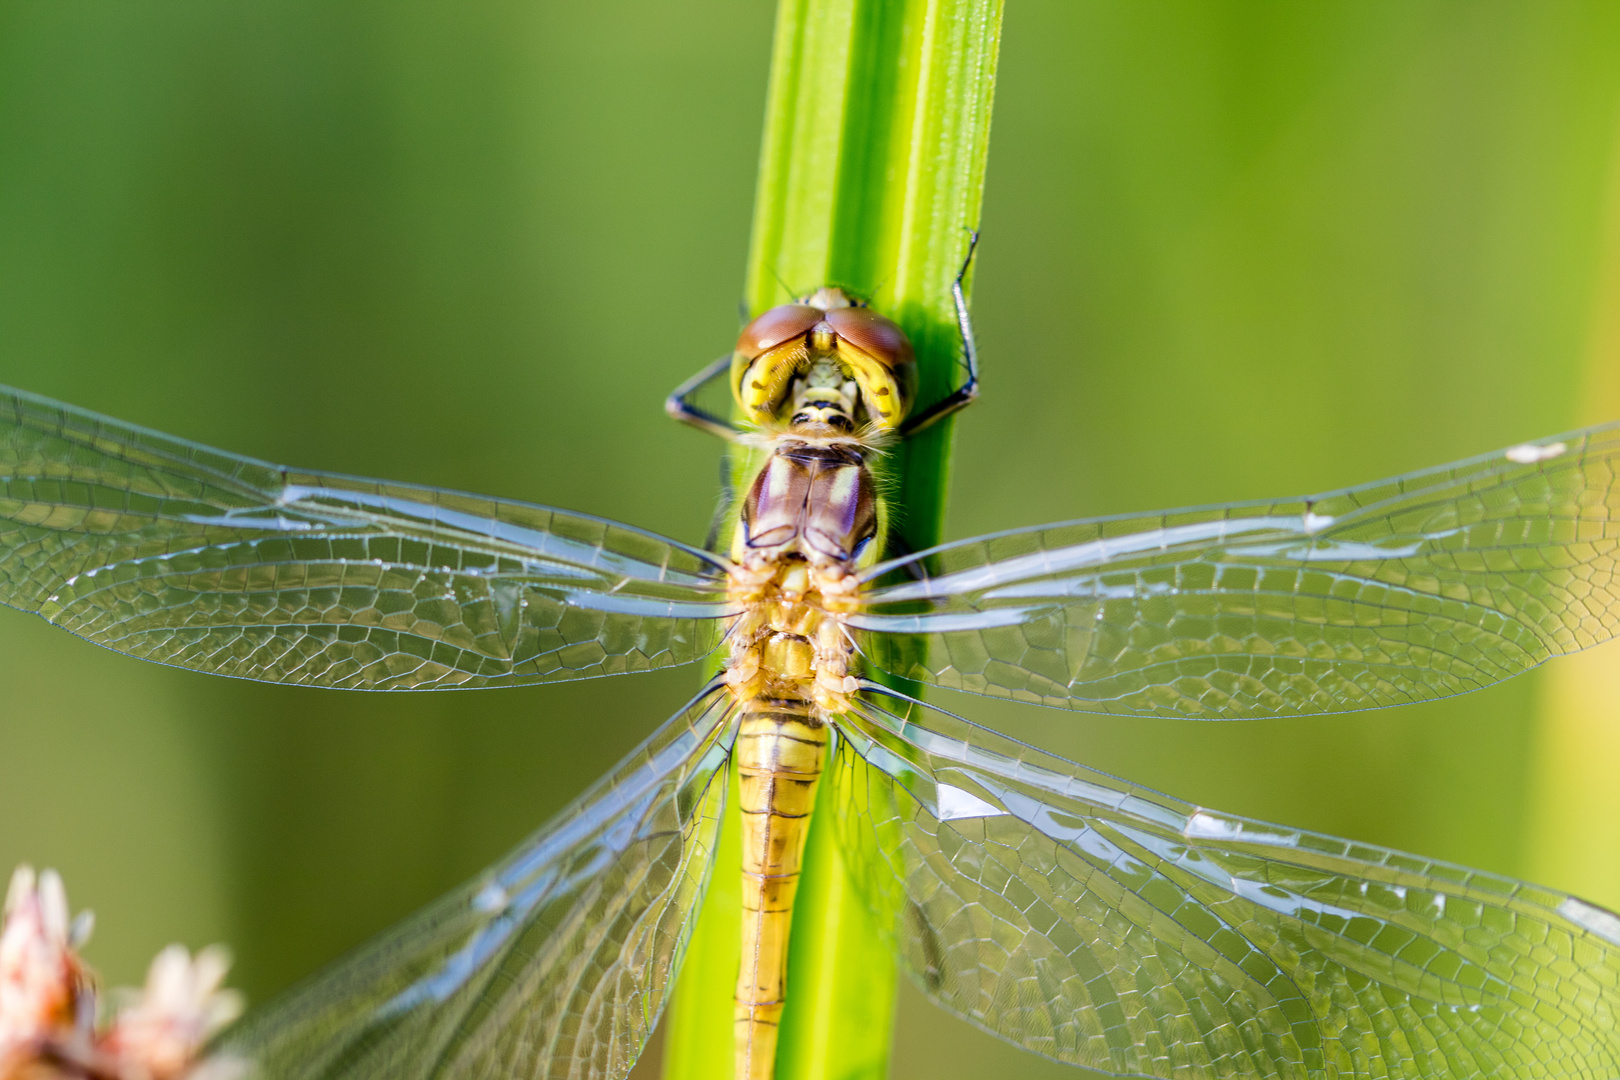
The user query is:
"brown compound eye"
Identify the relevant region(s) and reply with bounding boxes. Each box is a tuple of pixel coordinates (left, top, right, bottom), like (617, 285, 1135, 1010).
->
(825, 307, 910, 370)
(825, 307, 917, 429)
(731, 303, 824, 424)
(735, 304, 822, 360)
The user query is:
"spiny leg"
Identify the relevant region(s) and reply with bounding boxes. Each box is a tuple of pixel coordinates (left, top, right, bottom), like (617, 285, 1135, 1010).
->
(899, 231, 981, 437)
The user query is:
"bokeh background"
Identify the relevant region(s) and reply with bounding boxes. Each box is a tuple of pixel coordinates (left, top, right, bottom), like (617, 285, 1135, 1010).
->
(3, 2, 1620, 1078)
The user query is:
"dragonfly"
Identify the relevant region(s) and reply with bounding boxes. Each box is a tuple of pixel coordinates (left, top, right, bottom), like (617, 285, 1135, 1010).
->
(3, 248, 1620, 1080)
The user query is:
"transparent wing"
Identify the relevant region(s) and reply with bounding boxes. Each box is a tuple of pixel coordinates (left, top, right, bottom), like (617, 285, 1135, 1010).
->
(0, 385, 733, 689)
(854, 424, 1620, 717)
(220, 683, 737, 1080)
(831, 689, 1620, 1079)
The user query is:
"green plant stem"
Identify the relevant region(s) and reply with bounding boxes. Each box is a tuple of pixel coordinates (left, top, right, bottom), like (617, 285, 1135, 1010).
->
(662, 1, 1001, 1077)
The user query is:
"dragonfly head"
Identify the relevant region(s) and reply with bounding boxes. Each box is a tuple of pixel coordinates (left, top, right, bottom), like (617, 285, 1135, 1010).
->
(731, 288, 917, 433)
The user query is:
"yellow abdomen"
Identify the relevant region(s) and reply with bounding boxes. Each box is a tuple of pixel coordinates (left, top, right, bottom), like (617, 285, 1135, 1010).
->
(733, 700, 828, 1080)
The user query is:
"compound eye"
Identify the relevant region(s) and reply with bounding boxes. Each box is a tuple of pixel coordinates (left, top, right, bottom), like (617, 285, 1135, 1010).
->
(735, 304, 822, 360)
(825, 307, 917, 429)
(826, 308, 910, 368)
(731, 304, 824, 424)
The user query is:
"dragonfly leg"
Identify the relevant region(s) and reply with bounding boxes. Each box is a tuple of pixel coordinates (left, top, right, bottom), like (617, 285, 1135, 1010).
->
(899, 231, 981, 438)
(666, 352, 743, 442)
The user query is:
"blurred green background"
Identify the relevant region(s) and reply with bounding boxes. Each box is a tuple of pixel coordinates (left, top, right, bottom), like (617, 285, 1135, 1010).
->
(2, 2, 1619, 1078)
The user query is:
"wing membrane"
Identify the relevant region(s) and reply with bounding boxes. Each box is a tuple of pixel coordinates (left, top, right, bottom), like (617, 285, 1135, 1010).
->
(855, 424, 1620, 716)
(0, 385, 732, 689)
(221, 683, 737, 1080)
(830, 690, 1620, 1079)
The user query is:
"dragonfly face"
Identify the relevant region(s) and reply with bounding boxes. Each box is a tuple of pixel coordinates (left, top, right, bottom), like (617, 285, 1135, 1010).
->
(731, 286, 917, 432)
(3, 238, 1620, 1080)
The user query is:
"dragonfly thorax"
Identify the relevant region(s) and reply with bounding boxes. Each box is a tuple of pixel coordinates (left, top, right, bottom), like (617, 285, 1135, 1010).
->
(725, 440, 874, 715)
(723, 556, 859, 713)
(736, 442, 878, 572)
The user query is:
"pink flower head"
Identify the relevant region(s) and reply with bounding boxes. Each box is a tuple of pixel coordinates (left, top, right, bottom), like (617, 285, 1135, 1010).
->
(102, 947, 243, 1080)
(0, 867, 91, 1069)
(0, 866, 242, 1080)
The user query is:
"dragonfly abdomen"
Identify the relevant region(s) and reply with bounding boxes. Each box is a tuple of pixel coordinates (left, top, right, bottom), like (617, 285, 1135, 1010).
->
(734, 699, 828, 1080)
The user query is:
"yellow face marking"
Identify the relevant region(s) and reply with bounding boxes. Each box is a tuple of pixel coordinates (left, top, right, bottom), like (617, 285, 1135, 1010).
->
(832, 341, 910, 430)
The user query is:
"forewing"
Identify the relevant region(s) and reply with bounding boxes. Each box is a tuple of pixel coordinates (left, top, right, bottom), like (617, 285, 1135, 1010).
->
(855, 424, 1620, 716)
(0, 385, 731, 689)
(220, 685, 737, 1080)
(831, 691, 1620, 1079)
